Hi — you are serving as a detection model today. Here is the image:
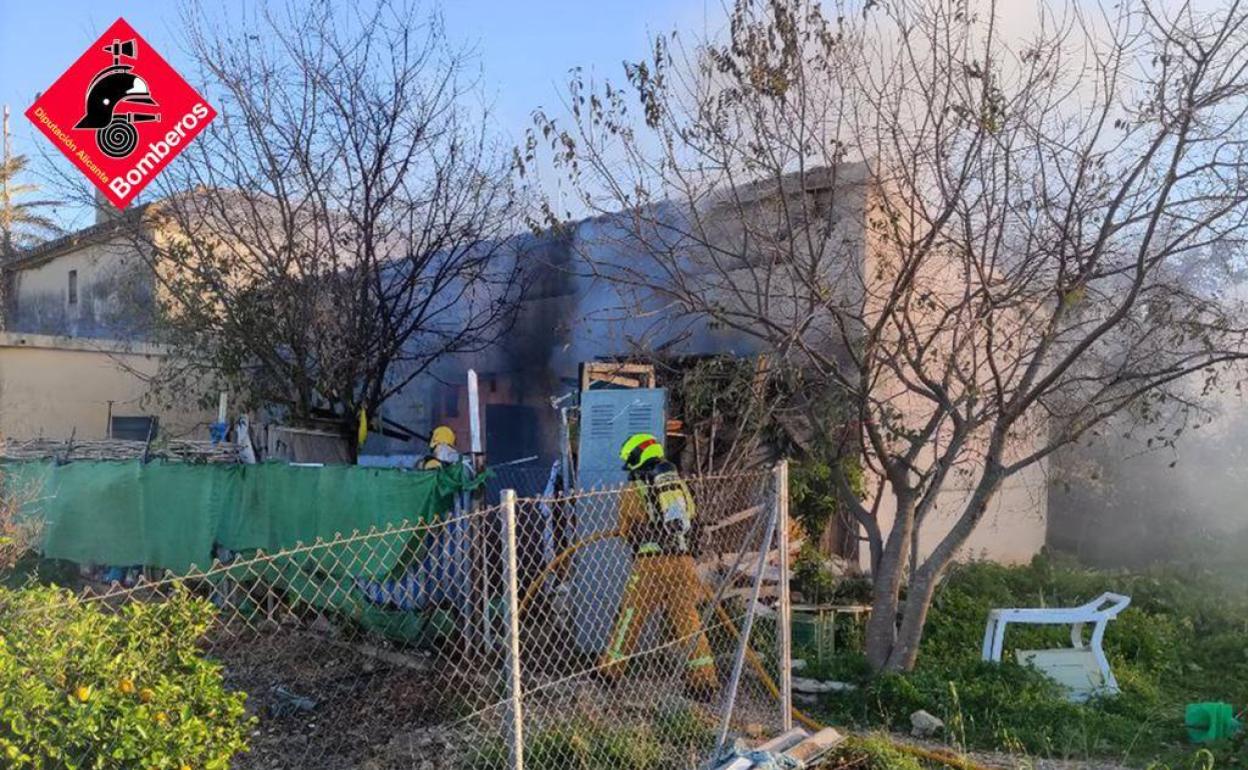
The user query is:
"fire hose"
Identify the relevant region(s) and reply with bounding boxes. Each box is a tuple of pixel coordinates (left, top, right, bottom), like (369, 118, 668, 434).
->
(516, 532, 989, 770)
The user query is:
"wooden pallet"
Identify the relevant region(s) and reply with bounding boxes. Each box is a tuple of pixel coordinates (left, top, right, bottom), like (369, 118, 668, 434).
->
(580, 361, 657, 390)
(713, 726, 845, 770)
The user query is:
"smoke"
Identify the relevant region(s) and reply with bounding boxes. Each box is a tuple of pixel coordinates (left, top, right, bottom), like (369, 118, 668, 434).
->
(1049, 383, 1248, 567)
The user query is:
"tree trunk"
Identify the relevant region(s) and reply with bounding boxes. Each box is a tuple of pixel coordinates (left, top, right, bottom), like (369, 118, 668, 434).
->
(883, 565, 940, 671)
(864, 550, 902, 669)
(864, 493, 915, 670)
(875, 470, 1003, 671)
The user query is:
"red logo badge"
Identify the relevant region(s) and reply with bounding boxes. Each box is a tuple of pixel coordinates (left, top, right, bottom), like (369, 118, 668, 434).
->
(25, 18, 216, 209)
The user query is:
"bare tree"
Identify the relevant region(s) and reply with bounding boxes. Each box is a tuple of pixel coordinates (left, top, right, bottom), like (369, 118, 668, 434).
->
(115, 0, 523, 445)
(526, 0, 1248, 670)
(0, 459, 43, 572)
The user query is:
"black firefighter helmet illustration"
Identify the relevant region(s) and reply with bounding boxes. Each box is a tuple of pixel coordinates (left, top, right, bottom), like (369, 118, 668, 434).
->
(74, 38, 161, 159)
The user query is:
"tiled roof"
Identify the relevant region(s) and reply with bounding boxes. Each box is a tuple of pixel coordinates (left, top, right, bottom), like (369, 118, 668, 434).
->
(2, 203, 149, 271)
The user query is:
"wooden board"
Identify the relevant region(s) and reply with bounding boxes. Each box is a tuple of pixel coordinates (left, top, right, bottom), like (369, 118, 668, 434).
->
(713, 727, 809, 770)
(785, 727, 846, 763)
(580, 361, 657, 390)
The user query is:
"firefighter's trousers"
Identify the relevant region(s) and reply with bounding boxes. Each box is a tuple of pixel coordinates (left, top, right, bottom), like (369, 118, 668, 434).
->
(598, 553, 717, 691)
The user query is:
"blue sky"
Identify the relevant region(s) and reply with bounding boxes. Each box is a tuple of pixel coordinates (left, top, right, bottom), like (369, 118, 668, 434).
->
(0, 0, 718, 229)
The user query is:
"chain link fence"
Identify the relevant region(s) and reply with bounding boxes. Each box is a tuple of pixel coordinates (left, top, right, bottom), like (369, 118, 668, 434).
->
(0, 464, 793, 770)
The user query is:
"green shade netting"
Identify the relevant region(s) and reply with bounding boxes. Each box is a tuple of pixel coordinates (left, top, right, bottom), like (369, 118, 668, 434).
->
(1, 460, 479, 575)
(268, 566, 457, 640)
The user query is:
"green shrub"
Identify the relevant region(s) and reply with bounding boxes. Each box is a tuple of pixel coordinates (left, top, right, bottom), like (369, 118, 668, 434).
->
(793, 544, 838, 603)
(0, 584, 253, 769)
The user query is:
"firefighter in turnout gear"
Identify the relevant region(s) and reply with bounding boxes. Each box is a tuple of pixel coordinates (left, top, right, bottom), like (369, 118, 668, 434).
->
(598, 433, 718, 694)
(422, 426, 460, 470)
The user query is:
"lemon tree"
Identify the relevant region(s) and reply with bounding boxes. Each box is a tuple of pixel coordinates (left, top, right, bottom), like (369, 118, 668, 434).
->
(0, 584, 252, 769)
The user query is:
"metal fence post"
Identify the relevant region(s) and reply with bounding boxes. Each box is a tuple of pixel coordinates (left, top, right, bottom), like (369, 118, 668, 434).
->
(501, 489, 525, 770)
(716, 492, 779, 754)
(775, 460, 793, 731)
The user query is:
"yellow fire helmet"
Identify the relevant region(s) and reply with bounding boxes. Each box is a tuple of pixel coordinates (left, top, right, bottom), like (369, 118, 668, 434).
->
(620, 432, 664, 471)
(430, 425, 456, 449)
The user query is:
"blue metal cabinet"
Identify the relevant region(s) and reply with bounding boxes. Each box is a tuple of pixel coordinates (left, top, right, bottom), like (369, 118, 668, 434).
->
(572, 388, 666, 652)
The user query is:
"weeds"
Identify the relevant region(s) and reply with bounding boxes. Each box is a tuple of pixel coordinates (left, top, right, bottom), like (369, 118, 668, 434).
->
(826, 735, 924, 770)
(799, 549, 1248, 768)
(472, 703, 716, 770)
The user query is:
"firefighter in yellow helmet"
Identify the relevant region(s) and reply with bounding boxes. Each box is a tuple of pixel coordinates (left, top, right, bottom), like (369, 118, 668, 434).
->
(422, 425, 460, 470)
(599, 433, 717, 694)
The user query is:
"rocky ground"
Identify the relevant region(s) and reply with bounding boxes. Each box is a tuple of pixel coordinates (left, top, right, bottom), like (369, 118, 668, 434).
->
(209, 628, 779, 770)
(213, 631, 487, 770)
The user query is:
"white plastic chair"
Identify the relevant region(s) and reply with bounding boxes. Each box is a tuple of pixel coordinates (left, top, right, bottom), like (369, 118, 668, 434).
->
(981, 592, 1131, 701)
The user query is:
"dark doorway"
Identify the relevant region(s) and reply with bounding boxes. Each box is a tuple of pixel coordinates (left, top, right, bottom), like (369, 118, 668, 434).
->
(485, 404, 540, 465)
